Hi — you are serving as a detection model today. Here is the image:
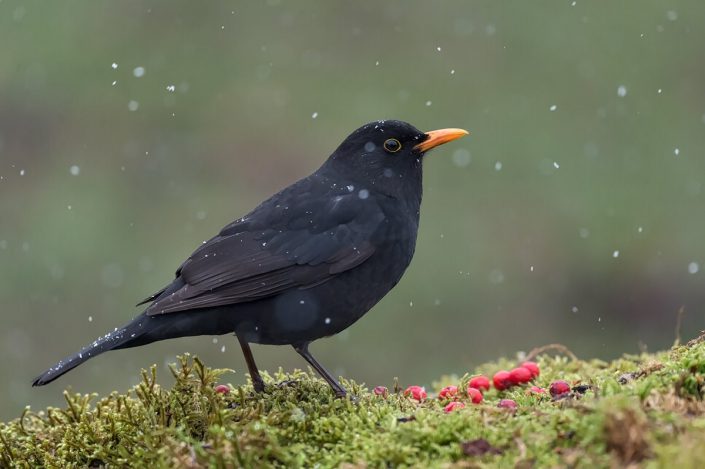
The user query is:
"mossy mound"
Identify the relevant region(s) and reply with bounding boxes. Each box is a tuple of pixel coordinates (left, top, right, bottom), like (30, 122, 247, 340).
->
(3, 335, 705, 468)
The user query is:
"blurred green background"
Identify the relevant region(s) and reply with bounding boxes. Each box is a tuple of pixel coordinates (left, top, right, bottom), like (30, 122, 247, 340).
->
(1, 1, 704, 419)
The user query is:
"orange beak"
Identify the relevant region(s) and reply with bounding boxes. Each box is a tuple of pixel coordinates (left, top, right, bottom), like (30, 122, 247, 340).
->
(414, 128, 469, 153)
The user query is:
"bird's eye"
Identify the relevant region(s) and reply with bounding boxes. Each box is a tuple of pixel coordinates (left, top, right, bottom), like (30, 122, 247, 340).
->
(383, 138, 402, 153)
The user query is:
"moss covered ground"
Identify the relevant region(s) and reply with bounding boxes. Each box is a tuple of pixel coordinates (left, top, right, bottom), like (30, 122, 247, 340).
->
(3, 334, 705, 468)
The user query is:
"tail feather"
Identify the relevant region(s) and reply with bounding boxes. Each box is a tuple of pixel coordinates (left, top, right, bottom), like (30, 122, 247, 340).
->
(32, 320, 145, 386)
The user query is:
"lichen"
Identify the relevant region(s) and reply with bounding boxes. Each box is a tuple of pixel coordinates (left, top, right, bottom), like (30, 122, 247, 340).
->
(3, 335, 705, 468)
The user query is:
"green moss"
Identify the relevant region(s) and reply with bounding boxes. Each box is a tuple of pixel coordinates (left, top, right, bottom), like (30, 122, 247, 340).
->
(3, 336, 705, 468)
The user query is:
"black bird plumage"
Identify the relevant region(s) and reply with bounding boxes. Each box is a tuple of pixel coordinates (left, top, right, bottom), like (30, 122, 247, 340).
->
(33, 120, 468, 397)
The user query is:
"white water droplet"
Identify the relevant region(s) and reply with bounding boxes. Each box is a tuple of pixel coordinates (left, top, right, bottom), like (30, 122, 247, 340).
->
(688, 262, 700, 274)
(617, 85, 627, 97)
(612, 250, 620, 258)
(358, 189, 369, 199)
(571, 306, 579, 313)
(324, 317, 331, 324)
(450, 69, 455, 75)
(88, 316, 93, 322)
(128, 100, 139, 111)
(19, 169, 25, 176)
(530, 265, 534, 272)
(425, 100, 432, 107)
(553, 161, 560, 169)
(112, 80, 117, 86)
(166, 84, 175, 92)
(111, 62, 118, 69)
(436, 46, 442, 52)
(70, 165, 80, 176)
(494, 161, 503, 171)
(452, 148, 471, 167)
(637, 226, 643, 233)
(674, 148, 680, 156)
(311, 112, 318, 119)
(132, 66, 145, 78)
(549, 104, 557, 111)
(221, 345, 226, 353)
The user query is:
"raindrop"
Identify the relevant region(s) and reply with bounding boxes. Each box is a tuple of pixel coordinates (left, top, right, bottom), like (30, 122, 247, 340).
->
(101, 263, 124, 288)
(579, 228, 590, 238)
(553, 161, 560, 169)
(549, 104, 557, 111)
(19, 169, 25, 176)
(221, 345, 226, 353)
(489, 269, 505, 284)
(425, 100, 432, 107)
(452, 148, 471, 167)
(324, 317, 331, 324)
(111, 62, 118, 69)
(571, 306, 579, 313)
(617, 85, 627, 97)
(666, 10, 678, 21)
(494, 161, 503, 171)
(688, 262, 699, 274)
(88, 316, 93, 322)
(436, 46, 442, 52)
(637, 226, 643, 233)
(450, 69, 455, 75)
(612, 250, 620, 258)
(166, 84, 175, 92)
(128, 100, 139, 111)
(358, 189, 369, 199)
(674, 148, 680, 156)
(311, 112, 318, 119)
(70, 165, 81, 176)
(132, 66, 145, 78)
(364, 142, 376, 152)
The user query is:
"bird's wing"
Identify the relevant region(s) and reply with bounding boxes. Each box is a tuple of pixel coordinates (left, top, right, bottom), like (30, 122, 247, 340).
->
(144, 187, 382, 315)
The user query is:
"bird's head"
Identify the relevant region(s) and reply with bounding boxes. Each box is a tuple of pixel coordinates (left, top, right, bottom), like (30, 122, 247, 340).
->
(326, 120, 468, 194)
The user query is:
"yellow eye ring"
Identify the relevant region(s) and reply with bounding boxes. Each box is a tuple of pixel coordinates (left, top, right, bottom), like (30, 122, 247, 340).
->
(383, 138, 402, 153)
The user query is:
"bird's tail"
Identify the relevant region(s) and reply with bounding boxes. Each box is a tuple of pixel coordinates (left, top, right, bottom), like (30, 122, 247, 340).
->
(32, 315, 149, 386)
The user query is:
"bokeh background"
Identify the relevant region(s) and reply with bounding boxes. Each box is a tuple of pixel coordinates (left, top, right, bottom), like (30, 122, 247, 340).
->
(1, 1, 704, 419)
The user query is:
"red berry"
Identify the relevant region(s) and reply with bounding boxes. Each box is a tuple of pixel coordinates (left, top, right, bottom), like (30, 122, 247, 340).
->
(509, 367, 532, 385)
(373, 386, 388, 397)
(493, 370, 513, 390)
(468, 375, 491, 392)
(467, 387, 483, 404)
(527, 385, 546, 395)
(444, 401, 465, 413)
(438, 385, 458, 399)
(214, 384, 230, 395)
(520, 361, 540, 378)
(404, 385, 427, 402)
(498, 399, 517, 409)
(549, 380, 571, 397)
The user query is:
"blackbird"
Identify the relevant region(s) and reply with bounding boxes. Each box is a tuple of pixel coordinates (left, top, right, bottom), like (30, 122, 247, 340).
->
(33, 120, 468, 397)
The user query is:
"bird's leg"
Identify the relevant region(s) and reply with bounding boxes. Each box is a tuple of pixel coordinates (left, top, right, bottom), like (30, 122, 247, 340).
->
(235, 334, 266, 393)
(293, 342, 347, 398)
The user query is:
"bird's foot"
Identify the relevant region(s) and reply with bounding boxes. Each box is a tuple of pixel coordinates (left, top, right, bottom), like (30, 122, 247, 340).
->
(252, 379, 266, 393)
(276, 379, 299, 388)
